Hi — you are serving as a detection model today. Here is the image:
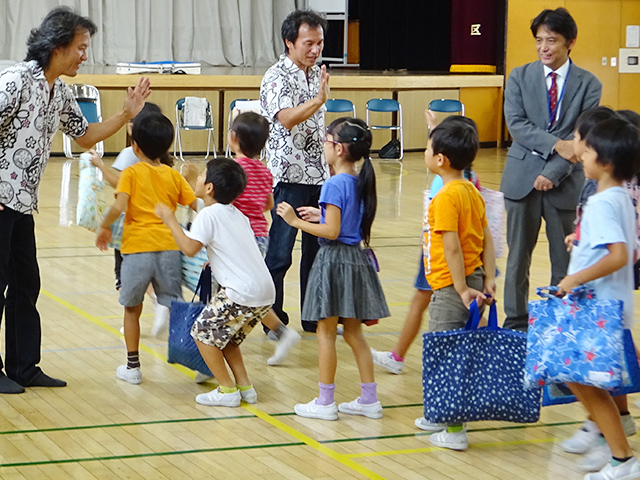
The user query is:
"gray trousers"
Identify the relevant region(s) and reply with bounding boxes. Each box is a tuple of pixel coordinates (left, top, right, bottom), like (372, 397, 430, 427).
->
(503, 190, 575, 331)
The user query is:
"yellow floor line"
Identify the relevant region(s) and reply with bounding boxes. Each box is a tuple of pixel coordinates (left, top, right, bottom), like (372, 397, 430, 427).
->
(40, 288, 384, 480)
(40, 289, 196, 380)
(344, 437, 559, 459)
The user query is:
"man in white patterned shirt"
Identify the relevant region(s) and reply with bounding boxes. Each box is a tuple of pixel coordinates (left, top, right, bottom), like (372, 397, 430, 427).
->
(0, 6, 150, 393)
(260, 10, 330, 333)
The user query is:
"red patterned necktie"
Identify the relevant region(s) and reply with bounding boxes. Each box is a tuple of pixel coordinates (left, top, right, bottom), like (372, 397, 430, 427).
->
(548, 72, 558, 126)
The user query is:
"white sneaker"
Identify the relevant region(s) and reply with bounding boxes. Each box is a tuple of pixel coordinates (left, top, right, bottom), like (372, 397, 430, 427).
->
(119, 326, 125, 335)
(196, 387, 241, 407)
(430, 428, 468, 451)
(294, 398, 339, 421)
(371, 348, 405, 375)
(151, 304, 170, 337)
(267, 330, 278, 341)
(194, 372, 214, 384)
(116, 365, 142, 385)
(415, 417, 446, 432)
(622, 413, 637, 437)
(267, 328, 301, 366)
(338, 398, 383, 419)
(240, 387, 258, 404)
(579, 443, 612, 472)
(584, 456, 640, 480)
(562, 419, 600, 454)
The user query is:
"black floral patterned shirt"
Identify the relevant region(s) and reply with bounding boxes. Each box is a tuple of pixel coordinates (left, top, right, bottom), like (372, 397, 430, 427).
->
(260, 55, 329, 186)
(0, 61, 88, 213)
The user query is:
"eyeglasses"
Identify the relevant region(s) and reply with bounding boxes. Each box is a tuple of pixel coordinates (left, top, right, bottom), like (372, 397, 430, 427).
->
(322, 137, 340, 146)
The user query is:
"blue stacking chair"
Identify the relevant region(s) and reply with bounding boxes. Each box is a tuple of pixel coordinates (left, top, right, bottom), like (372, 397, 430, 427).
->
(63, 84, 104, 158)
(429, 99, 465, 116)
(366, 98, 403, 160)
(325, 98, 356, 117)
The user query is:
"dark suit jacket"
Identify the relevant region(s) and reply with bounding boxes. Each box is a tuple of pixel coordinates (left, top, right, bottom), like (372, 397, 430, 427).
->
(500, 60, 602, 210)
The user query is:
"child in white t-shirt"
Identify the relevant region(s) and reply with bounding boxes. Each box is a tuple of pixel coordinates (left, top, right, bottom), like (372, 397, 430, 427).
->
(557, 117, 640, 479)
(156, 158, 275, 407)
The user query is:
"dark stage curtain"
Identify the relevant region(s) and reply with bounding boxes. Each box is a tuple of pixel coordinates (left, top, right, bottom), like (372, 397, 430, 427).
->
(359, 0, 451, 71)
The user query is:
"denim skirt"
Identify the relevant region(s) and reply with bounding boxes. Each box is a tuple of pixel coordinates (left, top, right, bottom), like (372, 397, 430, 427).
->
(302, 242, 390, 322)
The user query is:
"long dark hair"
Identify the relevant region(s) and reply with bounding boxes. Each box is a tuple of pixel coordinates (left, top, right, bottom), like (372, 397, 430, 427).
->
(25, 6, 97, 70)
(327, 117, 376, 247)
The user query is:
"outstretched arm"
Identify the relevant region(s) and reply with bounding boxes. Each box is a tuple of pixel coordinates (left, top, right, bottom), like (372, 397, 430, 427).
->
(76, 77, 151, 148)
(89, 150, 120, 188)
(276, 202, 340, 240)
(155, 203, 203, 257)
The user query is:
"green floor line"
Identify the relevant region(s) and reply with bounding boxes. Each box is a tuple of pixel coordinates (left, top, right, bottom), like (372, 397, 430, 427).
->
(0, 416, 612, 468)
(0, 404, 424, 437)
(0, 441, 303, 468)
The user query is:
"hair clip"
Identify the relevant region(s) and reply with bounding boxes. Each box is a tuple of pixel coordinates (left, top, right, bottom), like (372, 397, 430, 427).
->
(352, 137, 358, 141)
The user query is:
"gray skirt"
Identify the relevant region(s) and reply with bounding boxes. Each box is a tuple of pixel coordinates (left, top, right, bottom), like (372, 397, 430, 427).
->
(302, 242, 390, 322)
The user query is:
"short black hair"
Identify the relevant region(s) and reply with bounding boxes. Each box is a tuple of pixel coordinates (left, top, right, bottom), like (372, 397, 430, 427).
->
(131, 112, 174, 160)
(429, 116, 479, 170)
(25, 6, 97, 70)
(530, 8, 577, 44)
(575, 106, 617, 139)
(281, 10, 327, 54)
(617, 109, 640, 130)
(585, 118, 640, 182)
(204, 157, 247, 204)
(133, 102, 162, 122)
(231, 112, 269, 159)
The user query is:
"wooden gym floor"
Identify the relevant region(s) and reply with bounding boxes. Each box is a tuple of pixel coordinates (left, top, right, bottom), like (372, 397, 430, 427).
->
(1, 148, 640, 480)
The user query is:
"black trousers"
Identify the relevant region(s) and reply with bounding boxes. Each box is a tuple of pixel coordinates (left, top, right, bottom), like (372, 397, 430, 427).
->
(0, 207, 43, 384)
(265, 183, 321, 332)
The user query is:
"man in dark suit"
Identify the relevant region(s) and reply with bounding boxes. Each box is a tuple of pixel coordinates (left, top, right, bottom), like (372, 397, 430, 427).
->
(501, 8, 602, 330)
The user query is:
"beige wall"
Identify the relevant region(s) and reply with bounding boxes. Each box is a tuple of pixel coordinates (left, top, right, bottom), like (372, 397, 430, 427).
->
(506, 0, 640, 111)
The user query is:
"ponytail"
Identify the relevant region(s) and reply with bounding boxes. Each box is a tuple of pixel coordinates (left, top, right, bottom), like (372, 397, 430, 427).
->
(358, 156, 377, 247)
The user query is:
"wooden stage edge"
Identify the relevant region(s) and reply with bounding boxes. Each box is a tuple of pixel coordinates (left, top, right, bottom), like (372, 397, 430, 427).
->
(56, 67, 505, 153)
(63, 67, 504, 90)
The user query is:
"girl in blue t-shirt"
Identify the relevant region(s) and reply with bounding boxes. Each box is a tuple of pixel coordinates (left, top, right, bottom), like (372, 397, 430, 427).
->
(276, 117, 390, 421)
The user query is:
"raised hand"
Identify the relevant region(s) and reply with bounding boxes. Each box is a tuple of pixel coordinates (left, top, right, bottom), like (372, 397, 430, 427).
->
(123, 76, 152, 120)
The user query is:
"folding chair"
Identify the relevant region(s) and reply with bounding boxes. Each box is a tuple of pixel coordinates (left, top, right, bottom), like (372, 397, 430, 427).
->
(428, 99, 465, 115)
(225, 99, 261, 157)
(325, 99, 356, 117)
(366, 98, 403, 160)
(63, 84, 104, 158)
(174, 97, 216, 161)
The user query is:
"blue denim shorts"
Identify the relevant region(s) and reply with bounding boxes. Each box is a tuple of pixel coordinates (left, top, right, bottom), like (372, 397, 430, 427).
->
(414, 255, 433, 291)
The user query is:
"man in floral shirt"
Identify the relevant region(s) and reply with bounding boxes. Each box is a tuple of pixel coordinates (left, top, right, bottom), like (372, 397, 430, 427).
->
(0, 6, 150, 393)
(260, 10, 330, 333)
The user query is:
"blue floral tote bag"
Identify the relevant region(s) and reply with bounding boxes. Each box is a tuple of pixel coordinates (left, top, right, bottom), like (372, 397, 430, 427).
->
(526, 287, 626, 390)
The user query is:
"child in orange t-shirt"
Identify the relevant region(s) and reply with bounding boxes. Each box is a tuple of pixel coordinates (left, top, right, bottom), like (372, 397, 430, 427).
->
(417, 116, 496, 451)
(96, 112, 197, 385)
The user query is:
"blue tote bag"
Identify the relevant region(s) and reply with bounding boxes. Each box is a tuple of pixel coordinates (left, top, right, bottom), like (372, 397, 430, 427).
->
(526, 287, 626, 391)
(422, 300, 541, 424)
(168, 266, 213, 376)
